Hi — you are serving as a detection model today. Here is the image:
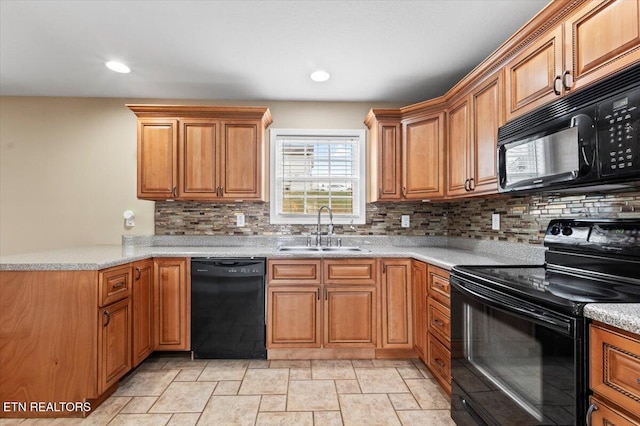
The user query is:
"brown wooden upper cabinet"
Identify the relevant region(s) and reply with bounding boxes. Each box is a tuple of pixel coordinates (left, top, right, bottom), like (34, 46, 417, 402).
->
(447, 71, 503, 197)
(365, 109, 445, 202)
(129, 105, 272, 201)
(505, 0, 640, 121)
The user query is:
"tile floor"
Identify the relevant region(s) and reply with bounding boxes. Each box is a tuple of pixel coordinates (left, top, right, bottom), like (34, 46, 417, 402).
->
(0, 355, 455, 426)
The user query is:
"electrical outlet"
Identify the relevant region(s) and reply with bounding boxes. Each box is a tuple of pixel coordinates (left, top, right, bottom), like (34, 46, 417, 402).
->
(401, 215, 410, 228)
(492, 213, 500, 231)
(236, 213, 245, 227)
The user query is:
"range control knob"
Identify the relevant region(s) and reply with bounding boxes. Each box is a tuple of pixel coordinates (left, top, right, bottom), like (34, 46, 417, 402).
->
(562, 226, 573, 236)
(550, 226, 561, 235)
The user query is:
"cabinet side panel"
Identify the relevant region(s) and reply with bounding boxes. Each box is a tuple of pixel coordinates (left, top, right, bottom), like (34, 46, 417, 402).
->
(0, 271, 98, 417)
(222, 123, 260, 197)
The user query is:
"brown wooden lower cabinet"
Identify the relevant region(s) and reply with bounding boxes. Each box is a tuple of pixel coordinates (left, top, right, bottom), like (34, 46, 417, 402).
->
(267, 286, 322, 348)
(324, 286, 376, 348)
(132, 259, 154, 367)
(412, 260, 427, 359)
(426, 331, 451, 394)
(380, 259, 413, 349)
(153, 258, 190, 351)
(425, 265, 451, 394)
(98, 297, 132, 394)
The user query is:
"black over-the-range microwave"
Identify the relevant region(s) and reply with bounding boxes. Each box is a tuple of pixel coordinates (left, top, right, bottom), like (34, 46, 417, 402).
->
(498, 63, 640, 193)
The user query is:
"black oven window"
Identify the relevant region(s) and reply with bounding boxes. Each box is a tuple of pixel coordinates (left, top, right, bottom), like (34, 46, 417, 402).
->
(461, 301, 576, 425)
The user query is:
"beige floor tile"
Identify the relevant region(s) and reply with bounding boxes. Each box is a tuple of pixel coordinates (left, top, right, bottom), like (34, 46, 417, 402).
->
(355, 368, 408, 393)
(149, 382, 216, 413)
(198, 360, 248, 381)
(255, 412, 313, 426)
(115, 370, 179, 396)
(214, 381, 241, 395)
(50, 420, 84, 425)
(259, 395, 287, 412)
(16, 421, 55, 425)
(269, 360, 311, 369)
(174, 368, 204, 382)
(136, 358, 168, 371)
(338, 394, 401, 426)
(387, 393, 420, 410)
(248, 360, 270, 369)
(289, 368, 311, 380)
(311, 360, 355, 380)
(162, 359, 209, 370)
(0, 420, 25, 425)
(411, 360, 433, 379)
(313, 411, 343, 426)
(350, 359, 374, 368)
(108, 413, 172, 426)
(287, 380, 339, 411)
(197, 395, 260, 426)
(238, 369, 289, 395)
(80, 396, 132, 425)
(396, 366, 423, 379)
(120, 397, 158, 414)
(371, 359, 415, 368)
(167, 413, 201, 426)
(404, 379, 449, 409)
(334, 379, 361, 394)
(395, 409, 456, 426)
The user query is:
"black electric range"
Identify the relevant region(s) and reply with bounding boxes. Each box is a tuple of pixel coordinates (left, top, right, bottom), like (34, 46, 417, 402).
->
(450, 218, 640, 426)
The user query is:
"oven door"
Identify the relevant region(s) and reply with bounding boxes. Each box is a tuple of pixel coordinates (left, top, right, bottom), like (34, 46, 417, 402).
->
(450, 274, 585, 426)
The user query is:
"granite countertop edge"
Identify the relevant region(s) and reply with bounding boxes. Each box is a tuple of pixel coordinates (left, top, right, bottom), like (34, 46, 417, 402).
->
(584, 304, 640, 335)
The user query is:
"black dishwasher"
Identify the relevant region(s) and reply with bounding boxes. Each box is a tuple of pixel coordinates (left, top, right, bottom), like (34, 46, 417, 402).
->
(191, 258, 266, 359)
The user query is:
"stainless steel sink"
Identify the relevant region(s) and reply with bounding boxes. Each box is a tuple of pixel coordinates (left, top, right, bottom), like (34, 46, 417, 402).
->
(277, 246, 368, 253)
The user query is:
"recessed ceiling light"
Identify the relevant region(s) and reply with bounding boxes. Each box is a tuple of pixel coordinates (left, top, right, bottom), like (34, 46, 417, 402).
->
(106, 61, 131, 74)
(310, 70, 330, 82)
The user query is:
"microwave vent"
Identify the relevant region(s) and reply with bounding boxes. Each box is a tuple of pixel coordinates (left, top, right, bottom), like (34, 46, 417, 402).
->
(498, 63, 640, 142)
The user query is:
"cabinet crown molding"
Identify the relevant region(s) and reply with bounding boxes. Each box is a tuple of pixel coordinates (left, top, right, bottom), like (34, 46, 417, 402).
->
(127, 104, 273, 126)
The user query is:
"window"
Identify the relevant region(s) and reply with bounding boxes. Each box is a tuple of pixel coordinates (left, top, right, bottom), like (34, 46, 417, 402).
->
(270, 128, 366, 225)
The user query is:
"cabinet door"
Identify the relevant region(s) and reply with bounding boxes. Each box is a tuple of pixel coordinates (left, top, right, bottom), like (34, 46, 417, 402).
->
(428, 266, 450, 308)
(504, 25, 564, 121)
(267, 286, 321, 348)
(154, 258, 190, 351)
(412, 260, 427, 359)
(179, 119, 219, 199)
(132, 259, 154, 367)
(471, 72, 502, 195)
(324, 286, 377, 348)
(402, 112, 445, 199)
(220, 121, 262, 199)
(380, 259, 413, 348)
(377, 122, 402, 200)
(446, 97, 470, 197)
(98, 298, 131, 394)
(137, 119, 178, 200)
(565, 0, 640, 92)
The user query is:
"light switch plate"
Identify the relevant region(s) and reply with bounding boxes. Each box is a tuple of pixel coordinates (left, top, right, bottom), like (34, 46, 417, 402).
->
(492, 213, 500, 230)
(401, 215, 410, 228)
(236, 213, 245, 227)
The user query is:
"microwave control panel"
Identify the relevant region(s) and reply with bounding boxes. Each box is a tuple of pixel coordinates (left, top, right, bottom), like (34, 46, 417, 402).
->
(598, 86, 640, 176)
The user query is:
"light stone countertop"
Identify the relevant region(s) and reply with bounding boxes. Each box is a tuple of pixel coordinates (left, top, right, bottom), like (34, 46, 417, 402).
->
(0, 243, 539, 271)
(584, 304, 640, 335)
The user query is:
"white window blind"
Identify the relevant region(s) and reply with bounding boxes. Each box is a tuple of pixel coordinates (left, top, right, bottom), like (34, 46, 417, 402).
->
(270, 129, 366, 225)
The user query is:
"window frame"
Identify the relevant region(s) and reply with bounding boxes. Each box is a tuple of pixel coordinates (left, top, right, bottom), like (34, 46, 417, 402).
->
(269, 128, 367, 225)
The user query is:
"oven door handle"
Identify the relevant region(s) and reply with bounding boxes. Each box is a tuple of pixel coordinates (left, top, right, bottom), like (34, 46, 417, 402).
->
(452, 278, 574, 336)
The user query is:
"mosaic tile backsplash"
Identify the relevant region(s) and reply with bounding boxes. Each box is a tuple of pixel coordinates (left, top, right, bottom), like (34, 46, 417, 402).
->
(155, 190, 640, 245)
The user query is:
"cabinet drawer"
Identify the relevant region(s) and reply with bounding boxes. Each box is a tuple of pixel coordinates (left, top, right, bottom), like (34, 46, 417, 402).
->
(427, 331, 451, 395)
(427, 297, 450, 349)
(324, 259, 377, 285)
(99, 265, 132, 307)
(590, 323, 640, 417)
(589, 396, 639, 426)
(268, 259, 321, 285)
(428, 266, 450, 307)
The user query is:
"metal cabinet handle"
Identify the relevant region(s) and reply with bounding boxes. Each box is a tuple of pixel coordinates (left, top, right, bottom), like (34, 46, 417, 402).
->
(172, 186, 177, 197)
(135, 267, 141, 280)
(434, 318, 445, 327)
(220, 186, 224, 196)
(562, 70, 573, 91)
(103, 311, 111, 327)
(469, 177, 475, 191)
(434, 358, 445, 368)
(586, 403, 598, 426)
(324, 288, 328, 300)
(464, 179, 470, 192)
(378, 188, 382, 199)
(402, 186, 407, 197)
(112, 281, 125, 289)
(553, 75, 562, 96)
(317, 288, 320, 300)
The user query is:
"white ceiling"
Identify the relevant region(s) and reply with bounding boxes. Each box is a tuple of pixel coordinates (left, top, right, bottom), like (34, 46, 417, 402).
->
(0, 0, 550, 103)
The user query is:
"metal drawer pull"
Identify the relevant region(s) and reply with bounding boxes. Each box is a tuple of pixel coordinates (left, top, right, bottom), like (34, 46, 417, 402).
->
(103, 311, 111, 327)
(135, 267, 141, 280)
(434, 358, 445, 368)
(112, 281, 125, 289)
(586, 403, 598, 426)
(434, 318, 445, 327)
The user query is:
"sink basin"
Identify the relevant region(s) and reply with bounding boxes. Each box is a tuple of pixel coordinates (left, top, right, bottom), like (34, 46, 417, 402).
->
(277, 246, 369, 253)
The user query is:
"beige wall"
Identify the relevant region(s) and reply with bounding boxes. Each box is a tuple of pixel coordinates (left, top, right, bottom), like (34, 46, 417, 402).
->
(0, 96, 401, 255)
